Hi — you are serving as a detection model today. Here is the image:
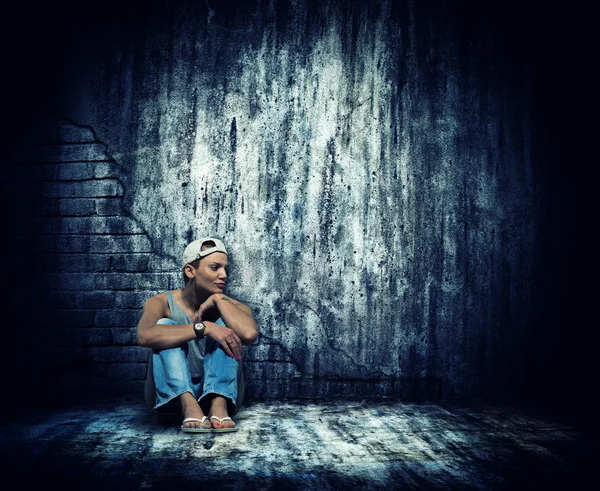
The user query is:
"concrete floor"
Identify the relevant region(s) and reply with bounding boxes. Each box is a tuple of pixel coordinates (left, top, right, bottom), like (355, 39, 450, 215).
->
(0, 396, 596, 490)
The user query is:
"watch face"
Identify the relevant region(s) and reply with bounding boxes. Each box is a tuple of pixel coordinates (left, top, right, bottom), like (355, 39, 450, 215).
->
(194, 322, 205, 337)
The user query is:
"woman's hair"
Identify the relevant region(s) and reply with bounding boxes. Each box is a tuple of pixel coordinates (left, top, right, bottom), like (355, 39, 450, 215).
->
(182, 240, 216, 285)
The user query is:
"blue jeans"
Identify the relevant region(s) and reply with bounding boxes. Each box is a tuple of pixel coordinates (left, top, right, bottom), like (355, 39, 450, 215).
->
(148, 318, 244, 416)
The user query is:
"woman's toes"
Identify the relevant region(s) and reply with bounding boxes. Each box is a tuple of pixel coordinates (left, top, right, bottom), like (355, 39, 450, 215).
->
(210, 416, 234, 429)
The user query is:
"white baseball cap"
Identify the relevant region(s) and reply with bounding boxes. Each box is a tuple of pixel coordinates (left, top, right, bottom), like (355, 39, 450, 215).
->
(182, 237, 228, 268)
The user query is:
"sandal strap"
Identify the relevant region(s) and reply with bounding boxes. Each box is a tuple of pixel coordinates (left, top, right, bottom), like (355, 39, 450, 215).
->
(182, 416, 208, 424)
(209, 416, 232, 422)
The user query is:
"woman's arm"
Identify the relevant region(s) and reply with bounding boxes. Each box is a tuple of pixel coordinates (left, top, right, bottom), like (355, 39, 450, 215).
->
(136, 294, 197, 349)
(137, 293, 246, 358)
(199, 294, 258, 345)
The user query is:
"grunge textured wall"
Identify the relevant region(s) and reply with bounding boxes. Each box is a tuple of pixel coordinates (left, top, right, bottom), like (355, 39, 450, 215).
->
(2, 0, 590, 409)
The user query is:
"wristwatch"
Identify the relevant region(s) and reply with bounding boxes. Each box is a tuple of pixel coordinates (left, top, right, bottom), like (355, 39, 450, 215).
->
(193, 321, 207, 339)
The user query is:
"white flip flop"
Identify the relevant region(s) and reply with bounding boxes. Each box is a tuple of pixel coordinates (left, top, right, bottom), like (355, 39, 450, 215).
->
(210, 416, 238, 433)
(181, 416, 212, 433)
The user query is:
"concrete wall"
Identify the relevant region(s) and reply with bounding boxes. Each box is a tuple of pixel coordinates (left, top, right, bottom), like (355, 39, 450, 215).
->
(3, 0, 587, 406)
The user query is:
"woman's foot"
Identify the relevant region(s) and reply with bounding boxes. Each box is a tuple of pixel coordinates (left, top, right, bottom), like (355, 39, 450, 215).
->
(180, 392, 211, 430)
(208, 395, 236, 430)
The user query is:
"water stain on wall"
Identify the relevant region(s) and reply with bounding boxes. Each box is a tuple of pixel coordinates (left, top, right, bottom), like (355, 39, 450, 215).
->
(21, 0, 559, 400)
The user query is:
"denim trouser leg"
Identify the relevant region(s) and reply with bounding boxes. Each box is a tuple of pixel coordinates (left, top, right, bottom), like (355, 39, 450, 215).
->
(152, 318, 201, 410)
(199, 318, 241, 415)
(151, 318, 243, 415)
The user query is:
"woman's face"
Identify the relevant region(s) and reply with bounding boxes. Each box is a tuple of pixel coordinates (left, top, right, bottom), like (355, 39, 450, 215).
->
(193, 252, 228, 293)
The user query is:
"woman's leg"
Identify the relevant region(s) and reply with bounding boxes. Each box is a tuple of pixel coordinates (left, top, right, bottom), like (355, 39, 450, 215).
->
(199, 318, 244, 429)
(151, 318, 210, 430)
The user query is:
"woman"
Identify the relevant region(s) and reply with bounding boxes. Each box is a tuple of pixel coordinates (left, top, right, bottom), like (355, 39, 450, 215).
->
(137, 237, 258, 433)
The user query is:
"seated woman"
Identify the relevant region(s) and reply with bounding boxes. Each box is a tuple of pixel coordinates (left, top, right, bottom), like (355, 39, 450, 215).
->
(137, 237, 258, 433)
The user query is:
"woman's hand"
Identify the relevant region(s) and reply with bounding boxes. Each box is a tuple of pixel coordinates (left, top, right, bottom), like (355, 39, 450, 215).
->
(205, 322, 243, 359)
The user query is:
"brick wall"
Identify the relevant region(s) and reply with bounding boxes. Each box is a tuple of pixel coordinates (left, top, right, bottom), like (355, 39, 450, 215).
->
(7, 113, 182, 400)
